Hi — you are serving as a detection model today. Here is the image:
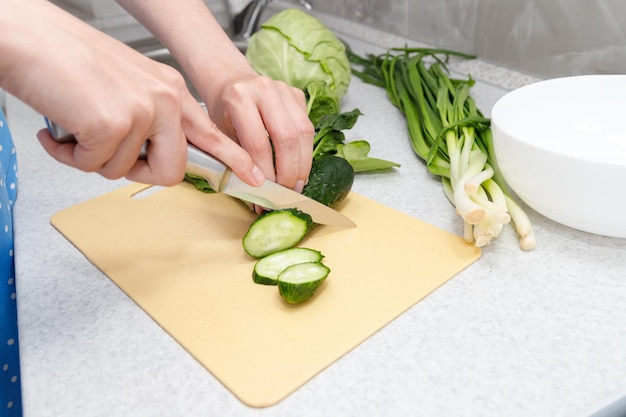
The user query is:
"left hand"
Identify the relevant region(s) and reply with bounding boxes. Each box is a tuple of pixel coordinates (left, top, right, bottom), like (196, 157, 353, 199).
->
(203, 73, 314, 193)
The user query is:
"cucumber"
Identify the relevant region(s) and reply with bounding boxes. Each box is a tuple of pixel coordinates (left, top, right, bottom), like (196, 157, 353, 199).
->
(253, 247, 324, 285)
(303, 155, 355, 208)
(242, 155, 353, 259)
(278, 262, 330, 304)
(242, 208, 314, 258)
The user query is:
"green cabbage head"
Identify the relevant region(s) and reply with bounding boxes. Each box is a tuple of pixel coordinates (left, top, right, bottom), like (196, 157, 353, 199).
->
(245, 8, 351, 109)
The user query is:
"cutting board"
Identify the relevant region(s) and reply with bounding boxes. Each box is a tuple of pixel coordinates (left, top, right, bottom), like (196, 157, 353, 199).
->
(51, 182, 481, 407)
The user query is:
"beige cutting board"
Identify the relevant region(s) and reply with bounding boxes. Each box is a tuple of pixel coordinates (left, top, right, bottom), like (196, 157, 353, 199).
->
(51, 182, 480, 407)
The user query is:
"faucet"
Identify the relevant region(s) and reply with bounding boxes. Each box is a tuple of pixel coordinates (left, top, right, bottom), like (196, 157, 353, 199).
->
(230, 0, 313, 48)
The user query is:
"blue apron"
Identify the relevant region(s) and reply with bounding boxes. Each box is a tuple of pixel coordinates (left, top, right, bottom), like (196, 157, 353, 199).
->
(0, 108, 21, 417)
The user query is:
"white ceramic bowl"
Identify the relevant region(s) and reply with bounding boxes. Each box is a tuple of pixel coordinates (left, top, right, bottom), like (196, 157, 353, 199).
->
(491, 75, 626, 238)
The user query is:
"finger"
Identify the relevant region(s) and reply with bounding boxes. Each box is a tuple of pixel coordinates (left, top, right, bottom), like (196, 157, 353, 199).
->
(123, 98, 188, 186)
(39, 116, 154, 180)
(124, 125, 188, 186)
(121, 66, 196, 185)
(272, 84, 314, 191)
(95, 129, 152, 180)
(37, 128, 72, 161)
(36, 127, 118, 172)
(257, 83, 314, 190)
(225, 98, 277, 183)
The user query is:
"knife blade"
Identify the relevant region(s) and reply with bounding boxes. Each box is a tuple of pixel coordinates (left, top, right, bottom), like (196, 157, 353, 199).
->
(45, 118, 356, 228)
(184, 143, 356, 227)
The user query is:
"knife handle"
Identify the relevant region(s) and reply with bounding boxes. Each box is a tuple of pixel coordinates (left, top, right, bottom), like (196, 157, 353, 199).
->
(44, 117, 227, 191)
(44, 117, 150, 156)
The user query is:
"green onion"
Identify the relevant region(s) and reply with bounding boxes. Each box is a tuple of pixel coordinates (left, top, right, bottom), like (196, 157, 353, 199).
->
(349, 47, 535, 251)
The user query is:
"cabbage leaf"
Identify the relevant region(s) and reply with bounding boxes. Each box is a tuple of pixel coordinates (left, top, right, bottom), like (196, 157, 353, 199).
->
(246, 8, 351, 110)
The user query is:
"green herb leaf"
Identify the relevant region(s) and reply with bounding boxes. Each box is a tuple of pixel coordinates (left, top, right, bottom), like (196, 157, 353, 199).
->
(336, 141, 401, 172)
(312, 109, 364, 159)
(305, 81, 340, 127)
(184, 173, 216, 193)
(315, 108, 363, 132)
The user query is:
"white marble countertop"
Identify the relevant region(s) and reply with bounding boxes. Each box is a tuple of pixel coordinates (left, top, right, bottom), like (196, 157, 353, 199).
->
(9, 14, 626, 417)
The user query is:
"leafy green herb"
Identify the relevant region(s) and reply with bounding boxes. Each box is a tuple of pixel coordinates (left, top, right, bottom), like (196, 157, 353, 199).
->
(304, 81, 341, 127)
(336, 140, 400, 172)
(312, 108, 361, 159)
(309, 107, 400, 171)
(184, 173, 215, 193)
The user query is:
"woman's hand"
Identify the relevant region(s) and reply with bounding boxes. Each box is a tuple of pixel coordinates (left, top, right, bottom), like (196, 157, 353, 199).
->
(0, 0, 265, 187)
(204, 73, 315, 193)
(116, 0, 315, 192)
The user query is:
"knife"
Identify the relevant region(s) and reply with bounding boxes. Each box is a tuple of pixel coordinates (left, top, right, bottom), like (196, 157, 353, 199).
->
(44, 118, 356, 228)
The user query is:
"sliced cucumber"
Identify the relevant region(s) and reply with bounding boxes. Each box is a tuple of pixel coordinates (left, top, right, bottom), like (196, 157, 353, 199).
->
(278, 262, 330, 304)
(253, 247, 324, 285)
(242, 208, 314, 258)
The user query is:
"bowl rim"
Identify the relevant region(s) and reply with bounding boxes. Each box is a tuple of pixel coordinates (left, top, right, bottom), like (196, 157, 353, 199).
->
(491, 74, 626, 167)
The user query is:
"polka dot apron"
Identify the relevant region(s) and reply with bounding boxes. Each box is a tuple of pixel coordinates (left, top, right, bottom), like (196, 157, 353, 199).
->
(0, 108, 22, 416)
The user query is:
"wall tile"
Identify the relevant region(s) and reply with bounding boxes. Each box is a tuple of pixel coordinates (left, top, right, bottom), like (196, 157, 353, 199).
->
(311, 0, 626, 77)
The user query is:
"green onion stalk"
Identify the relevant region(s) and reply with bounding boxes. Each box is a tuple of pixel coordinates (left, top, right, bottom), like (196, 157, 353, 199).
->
(349, 48, 535, 250)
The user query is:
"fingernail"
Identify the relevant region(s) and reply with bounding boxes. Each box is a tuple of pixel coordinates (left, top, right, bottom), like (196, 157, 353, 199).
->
(295, 179, 305, 193)
(252, 166, 265, 185)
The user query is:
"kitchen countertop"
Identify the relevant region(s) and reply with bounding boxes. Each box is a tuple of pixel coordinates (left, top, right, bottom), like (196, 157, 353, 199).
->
(9, 14, 626, 417)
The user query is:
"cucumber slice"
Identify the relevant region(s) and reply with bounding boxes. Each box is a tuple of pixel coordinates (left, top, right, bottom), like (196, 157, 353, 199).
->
(278, 262, 330, 304)
(253, 248, 324, 285)
(242, 208, 314, 258)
